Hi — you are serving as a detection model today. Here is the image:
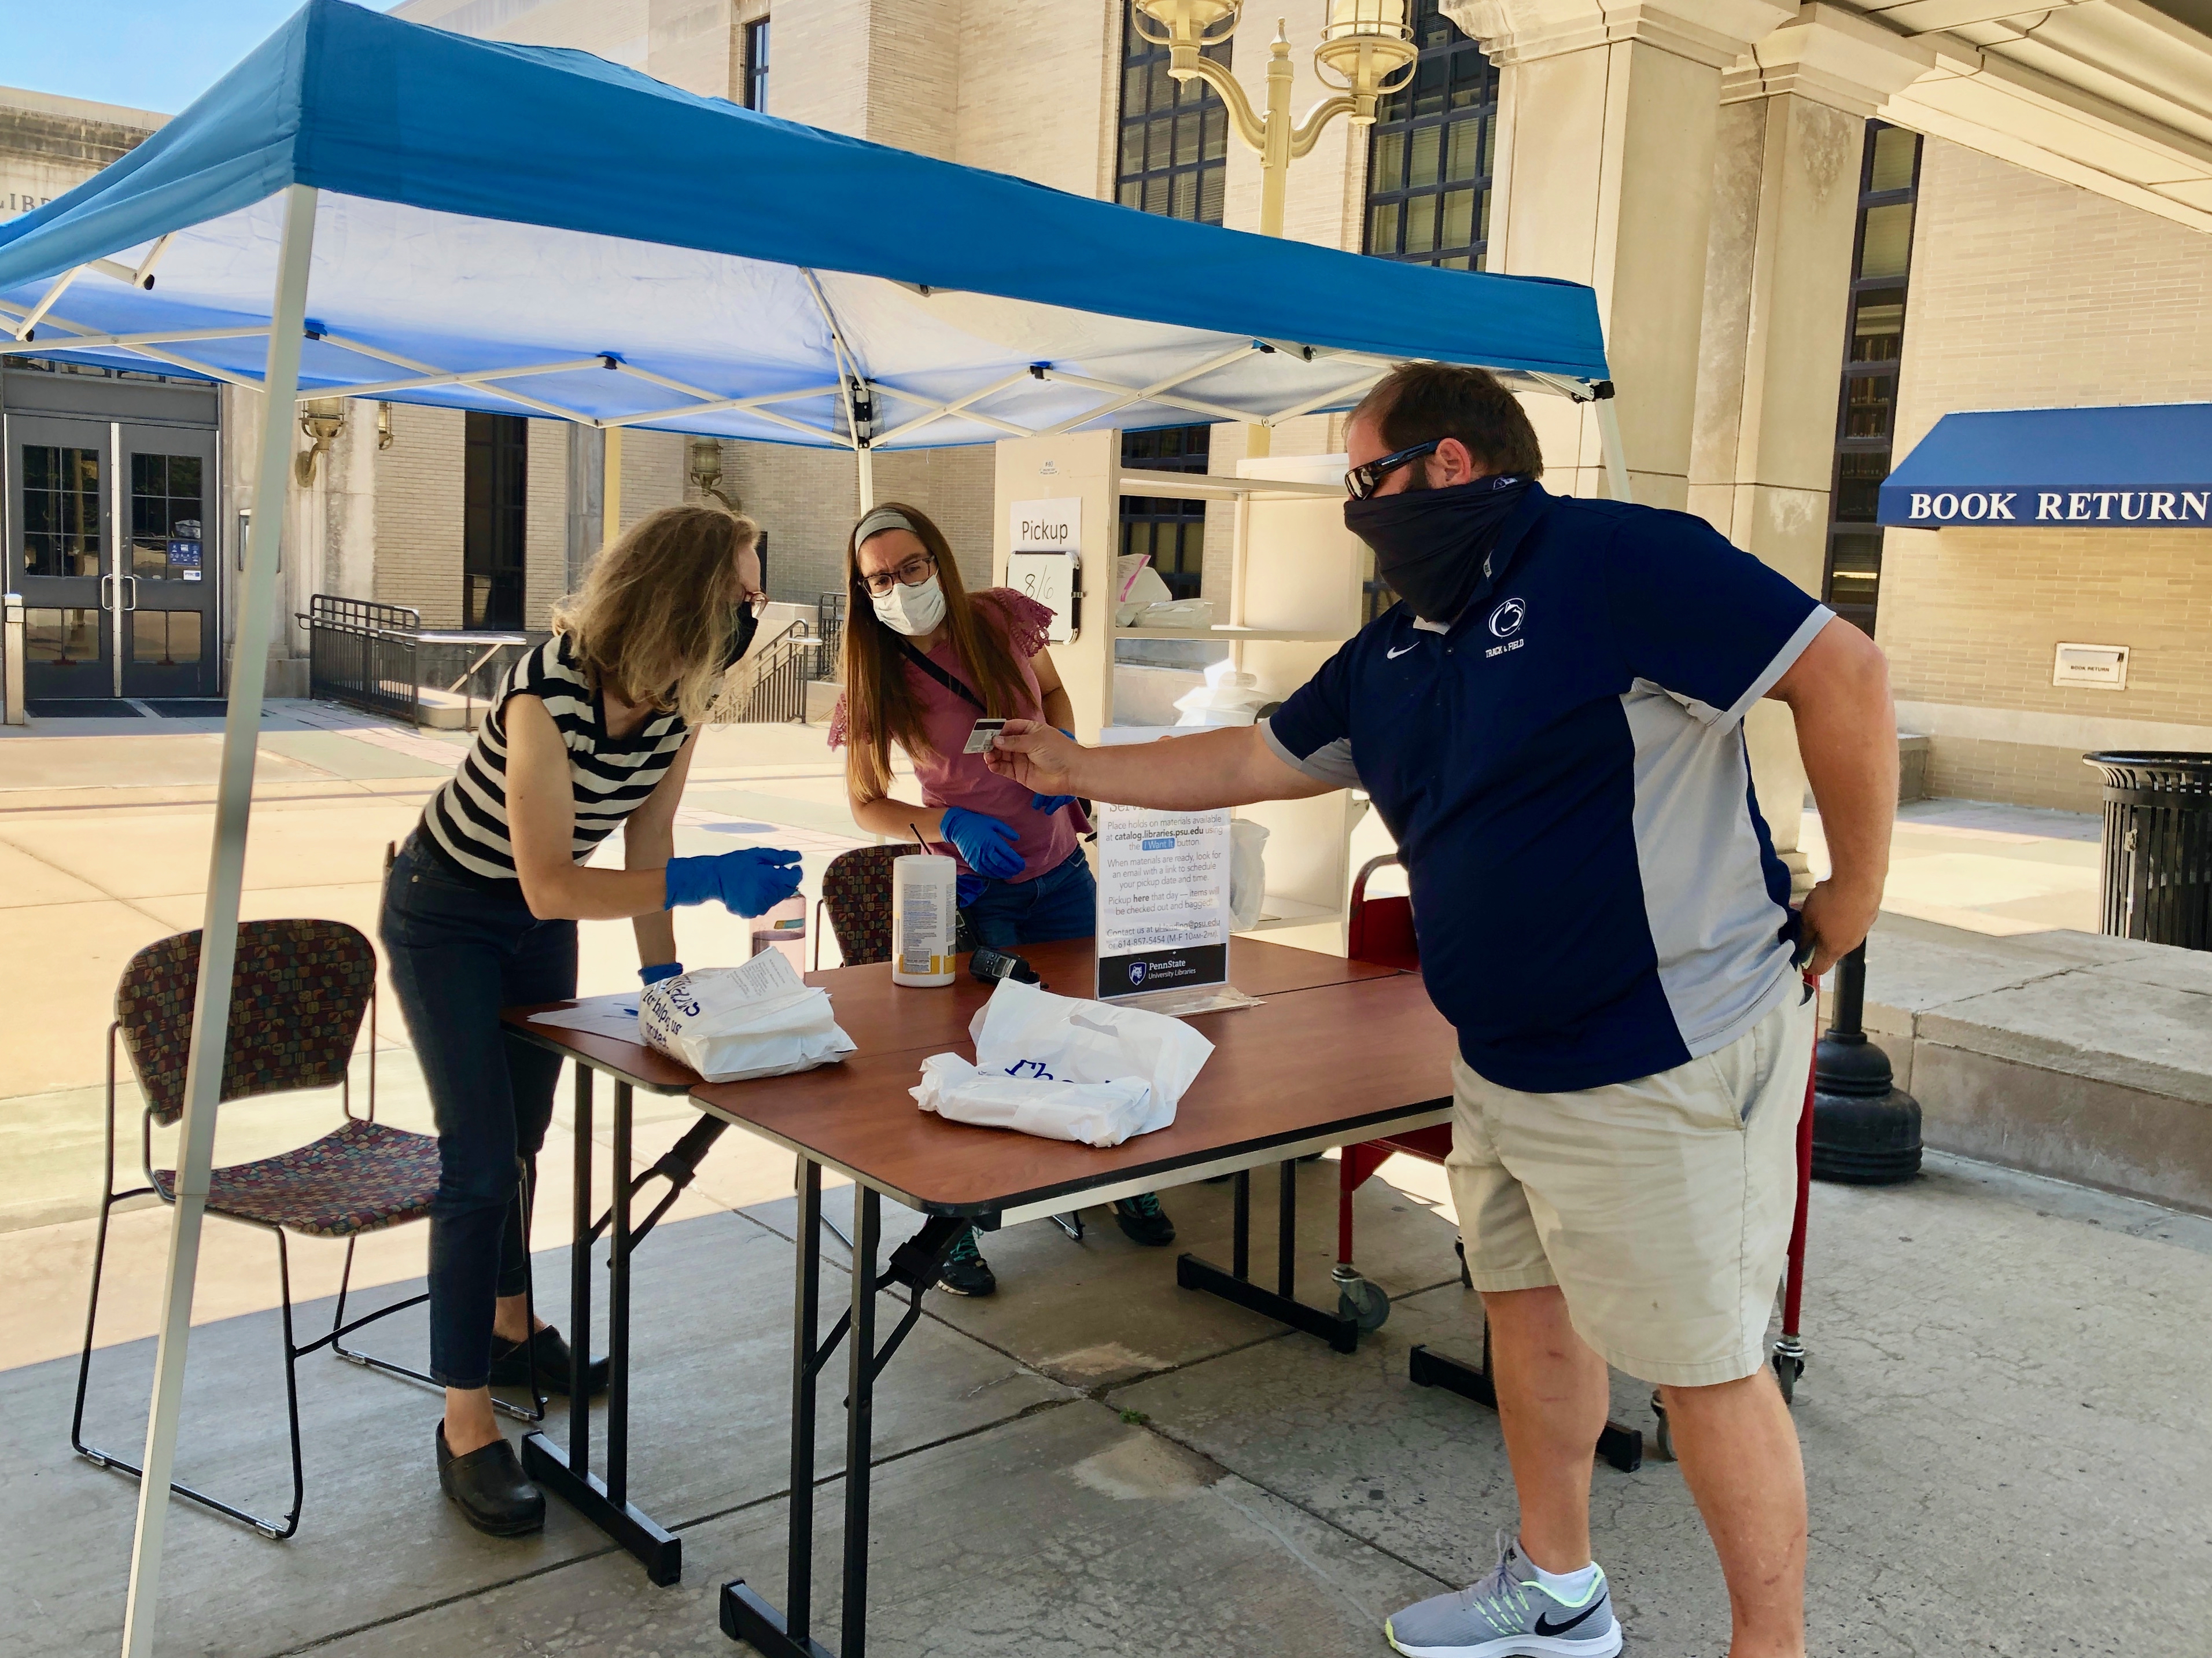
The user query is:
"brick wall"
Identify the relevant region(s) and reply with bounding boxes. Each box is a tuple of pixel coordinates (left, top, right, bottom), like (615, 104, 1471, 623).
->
(1878, 138, 2212, 810)
(373, 403, 466, 627)
(524, 417, 570, 627)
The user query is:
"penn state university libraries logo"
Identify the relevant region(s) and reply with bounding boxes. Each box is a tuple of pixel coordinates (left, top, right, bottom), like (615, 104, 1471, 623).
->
(1485, 596, 1526, 658)
(1128, 961, 1149, 987)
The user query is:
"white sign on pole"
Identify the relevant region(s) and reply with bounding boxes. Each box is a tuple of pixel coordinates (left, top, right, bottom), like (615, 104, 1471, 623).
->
(1093, 795, 1232, 1000)
(1008, 496, 1080, 643)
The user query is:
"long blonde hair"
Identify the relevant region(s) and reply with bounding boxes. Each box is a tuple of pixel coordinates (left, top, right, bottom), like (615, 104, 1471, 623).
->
(552, 504, 757, 727)
(840, 501, 1030, 801)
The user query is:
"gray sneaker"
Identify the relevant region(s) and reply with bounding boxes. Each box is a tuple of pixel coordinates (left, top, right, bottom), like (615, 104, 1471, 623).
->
(1384, 1539, 1621, 1658)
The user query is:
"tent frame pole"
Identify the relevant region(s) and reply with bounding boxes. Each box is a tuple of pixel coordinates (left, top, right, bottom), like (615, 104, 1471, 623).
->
(1594, 394, 1633, 504)
(855, 445, 875, 514)
(118, 181, 319, 1658)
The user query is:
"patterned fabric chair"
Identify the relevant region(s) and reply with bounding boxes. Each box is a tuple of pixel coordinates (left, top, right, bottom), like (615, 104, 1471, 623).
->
(71, 918, 539, 1541)
(813, 843, 926, 968)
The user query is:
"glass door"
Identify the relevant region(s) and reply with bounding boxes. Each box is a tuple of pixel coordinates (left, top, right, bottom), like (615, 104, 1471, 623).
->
(6, 413, 113, 702)
(119, 423, 217, 699)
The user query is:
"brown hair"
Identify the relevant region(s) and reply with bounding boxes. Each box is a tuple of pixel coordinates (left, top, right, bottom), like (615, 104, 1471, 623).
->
(1351, 361, 1545, 480)
(840, 501, 1031, 801)
(550, 504, 757, 726)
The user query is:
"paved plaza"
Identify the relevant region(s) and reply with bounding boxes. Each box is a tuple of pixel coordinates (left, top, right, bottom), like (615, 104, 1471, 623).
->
(1, 708, 2207, 1657)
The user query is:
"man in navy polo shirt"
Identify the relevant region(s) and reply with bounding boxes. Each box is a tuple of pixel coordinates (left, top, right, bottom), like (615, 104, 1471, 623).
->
(989, 361, 1895, 1658)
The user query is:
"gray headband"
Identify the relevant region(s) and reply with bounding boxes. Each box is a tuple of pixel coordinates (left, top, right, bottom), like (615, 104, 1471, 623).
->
(854, 506, 916, 545)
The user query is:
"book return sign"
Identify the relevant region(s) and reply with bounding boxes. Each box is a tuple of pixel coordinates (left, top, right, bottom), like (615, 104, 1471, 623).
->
(1094, 800, 1232, 1000)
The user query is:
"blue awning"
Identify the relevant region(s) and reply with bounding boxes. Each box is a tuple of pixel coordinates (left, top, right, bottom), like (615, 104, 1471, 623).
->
(0, 0, 1609, 449)
(1879, 403, 2212, 528)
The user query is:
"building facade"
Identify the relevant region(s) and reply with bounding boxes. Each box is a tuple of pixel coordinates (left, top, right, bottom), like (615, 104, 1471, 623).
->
(8, 1, 2208, 816)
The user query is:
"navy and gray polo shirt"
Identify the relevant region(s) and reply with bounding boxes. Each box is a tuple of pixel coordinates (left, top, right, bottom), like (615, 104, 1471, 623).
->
(1263, 483, 1832, 1095)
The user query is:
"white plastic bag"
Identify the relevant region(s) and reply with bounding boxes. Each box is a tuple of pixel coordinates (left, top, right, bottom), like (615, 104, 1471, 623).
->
(910, 978, 1215, 1147)
(640, 949, 856, 1083)
(1174, 658, 1270, 728)
(1227, 817, 1270, 930)
(1123, 597, 1215, 631)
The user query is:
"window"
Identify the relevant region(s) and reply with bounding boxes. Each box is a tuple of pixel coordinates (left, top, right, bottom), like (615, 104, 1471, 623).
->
(130, 451, 204, 579)
(21, 445, 101, 578)
(1115, 3, 1233, 600)
(1362, 1, 1497, 272)
(1115, 3, 1230, 224)
(463, 412, 528, 630)
(1822, 123, 1922, 637)
(742, 17, 769, 112)
(1119, 426, 1210, 602)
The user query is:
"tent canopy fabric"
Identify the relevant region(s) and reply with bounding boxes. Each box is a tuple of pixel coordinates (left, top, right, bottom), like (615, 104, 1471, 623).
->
(0, 0, 1609, 452)
(1879, 403, 2212, 528)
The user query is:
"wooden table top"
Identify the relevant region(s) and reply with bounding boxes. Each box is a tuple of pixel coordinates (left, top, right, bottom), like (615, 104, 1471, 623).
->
(505, 936, 1452, 1218)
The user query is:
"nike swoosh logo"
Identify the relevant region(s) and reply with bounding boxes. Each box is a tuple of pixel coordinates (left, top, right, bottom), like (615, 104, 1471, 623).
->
(1533, 1600, 1606, 1638)
(1386, 643, 1420, 659)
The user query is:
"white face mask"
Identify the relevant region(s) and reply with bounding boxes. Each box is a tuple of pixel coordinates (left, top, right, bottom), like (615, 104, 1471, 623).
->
(871, 572, 946, 637)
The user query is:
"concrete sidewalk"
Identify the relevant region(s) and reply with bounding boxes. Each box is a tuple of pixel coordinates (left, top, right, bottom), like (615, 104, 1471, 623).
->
(2, 1149, 2207, 1657)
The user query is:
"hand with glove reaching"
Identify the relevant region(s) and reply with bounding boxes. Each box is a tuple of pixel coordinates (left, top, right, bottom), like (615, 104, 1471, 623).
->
(639, 961, 684, 986)
(937, 805, 1024, 880)
(663, 848, 803, 917)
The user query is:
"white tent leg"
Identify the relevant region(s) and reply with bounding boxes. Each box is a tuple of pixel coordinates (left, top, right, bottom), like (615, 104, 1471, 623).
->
(119, 182, 318, 1658)
(1594, 396, 1633, 504)
(855, 445, 875, 514)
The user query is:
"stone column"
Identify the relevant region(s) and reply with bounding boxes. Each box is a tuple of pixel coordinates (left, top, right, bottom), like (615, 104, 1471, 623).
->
(1444, 0, 1800, 508)
(1691, 5, 1932, 887)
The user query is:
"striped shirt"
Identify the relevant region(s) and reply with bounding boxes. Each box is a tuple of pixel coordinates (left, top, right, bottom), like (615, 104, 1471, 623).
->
(422, 632, 690, 881)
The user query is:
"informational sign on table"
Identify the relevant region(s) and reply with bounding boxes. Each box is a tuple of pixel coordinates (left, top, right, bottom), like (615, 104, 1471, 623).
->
(1007, 496, 1079, 643)
(1094, 798, 1232, 1000)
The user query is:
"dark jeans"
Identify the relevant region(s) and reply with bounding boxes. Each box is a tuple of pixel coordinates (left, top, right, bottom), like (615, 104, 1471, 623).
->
(960, 849, 1096, 949)
(379, 834, 576, 1390)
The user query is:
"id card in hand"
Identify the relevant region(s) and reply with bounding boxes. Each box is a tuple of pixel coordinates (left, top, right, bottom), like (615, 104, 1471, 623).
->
(962, 718, 1009, 756)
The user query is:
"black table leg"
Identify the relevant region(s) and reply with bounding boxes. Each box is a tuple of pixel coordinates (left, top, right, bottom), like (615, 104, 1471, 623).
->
(721, 1160, 841, 1658)
(1179, 1160, 1362, 1355)
(523, 1067, 681, 1585)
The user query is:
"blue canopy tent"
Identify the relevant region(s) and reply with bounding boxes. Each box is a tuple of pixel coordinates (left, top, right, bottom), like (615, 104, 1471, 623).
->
(0, 5, 1612, 1648)
(1879, 403, 2212, 527)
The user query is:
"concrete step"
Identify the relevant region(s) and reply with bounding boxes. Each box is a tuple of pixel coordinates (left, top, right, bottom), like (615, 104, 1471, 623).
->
(1834, 913, 2212, 1211)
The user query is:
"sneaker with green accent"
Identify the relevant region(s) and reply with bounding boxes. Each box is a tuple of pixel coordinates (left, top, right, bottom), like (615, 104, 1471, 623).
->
(1111, 1192, 1176, 1246)
(934, 1226, 997, 1297)
(1384, 1539, 1620, 1658)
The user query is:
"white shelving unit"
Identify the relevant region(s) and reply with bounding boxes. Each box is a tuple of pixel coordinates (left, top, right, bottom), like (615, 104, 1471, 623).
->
(992, 436, 1376, 955)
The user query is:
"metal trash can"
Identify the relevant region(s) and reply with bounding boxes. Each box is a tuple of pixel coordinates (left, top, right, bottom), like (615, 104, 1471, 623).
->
(2084, 752, 2212, 951)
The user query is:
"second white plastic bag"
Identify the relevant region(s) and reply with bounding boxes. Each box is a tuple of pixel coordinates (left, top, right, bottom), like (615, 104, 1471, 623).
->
(910, 977, 1215, 1147)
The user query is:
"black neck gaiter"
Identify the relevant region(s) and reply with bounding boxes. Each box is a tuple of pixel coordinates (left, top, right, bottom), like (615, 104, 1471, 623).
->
(1344, 474, 1532, 624)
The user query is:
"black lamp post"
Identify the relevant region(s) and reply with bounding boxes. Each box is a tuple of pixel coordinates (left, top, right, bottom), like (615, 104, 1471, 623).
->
(1811, 941, 1922, 1184)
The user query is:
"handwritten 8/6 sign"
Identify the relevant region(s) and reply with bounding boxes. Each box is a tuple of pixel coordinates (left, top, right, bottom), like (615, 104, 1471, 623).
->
(1008, 496, 1081, 643)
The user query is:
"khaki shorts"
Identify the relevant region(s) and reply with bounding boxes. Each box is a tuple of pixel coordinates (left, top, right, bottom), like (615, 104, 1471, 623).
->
(1446, 988, 1815, 1387)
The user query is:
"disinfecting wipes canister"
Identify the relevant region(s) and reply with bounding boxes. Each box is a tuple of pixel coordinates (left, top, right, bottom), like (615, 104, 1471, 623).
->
(891, 852, 958, 987)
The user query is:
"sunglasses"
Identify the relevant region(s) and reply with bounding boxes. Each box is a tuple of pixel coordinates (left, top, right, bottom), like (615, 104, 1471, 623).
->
(1345, 440, 1441, 501)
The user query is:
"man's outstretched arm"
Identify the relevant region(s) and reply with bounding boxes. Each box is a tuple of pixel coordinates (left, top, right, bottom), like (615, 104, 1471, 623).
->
(985, 719, 1334, 809)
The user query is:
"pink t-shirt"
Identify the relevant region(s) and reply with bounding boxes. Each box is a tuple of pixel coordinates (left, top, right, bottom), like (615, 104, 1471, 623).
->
(828, 589, 1078, 885)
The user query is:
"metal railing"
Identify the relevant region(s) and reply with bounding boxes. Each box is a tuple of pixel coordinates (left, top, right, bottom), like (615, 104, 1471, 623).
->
(816, 590, 845, 667)
(720, 621, 830, 724)
(301, 596, 421, 725)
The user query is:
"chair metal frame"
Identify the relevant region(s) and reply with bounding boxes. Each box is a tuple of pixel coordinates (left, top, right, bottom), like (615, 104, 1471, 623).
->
(69, 931, 543, 1541)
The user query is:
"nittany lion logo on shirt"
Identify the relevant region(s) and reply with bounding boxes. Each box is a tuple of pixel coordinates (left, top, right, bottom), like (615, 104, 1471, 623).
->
(1487, 597, 1526, 638)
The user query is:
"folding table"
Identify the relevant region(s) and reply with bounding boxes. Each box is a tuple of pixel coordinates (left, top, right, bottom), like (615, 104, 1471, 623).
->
(687, 935, 1458, 1658)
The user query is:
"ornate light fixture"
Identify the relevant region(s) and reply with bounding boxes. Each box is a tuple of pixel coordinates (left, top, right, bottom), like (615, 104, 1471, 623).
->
(294, 397, 346, 486)
(687, 433, 740, 511)
(1132, 0, 1417, 237)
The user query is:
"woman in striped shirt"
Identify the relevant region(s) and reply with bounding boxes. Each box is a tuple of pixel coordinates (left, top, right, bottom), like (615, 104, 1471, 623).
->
(380, 505, 801, 1538)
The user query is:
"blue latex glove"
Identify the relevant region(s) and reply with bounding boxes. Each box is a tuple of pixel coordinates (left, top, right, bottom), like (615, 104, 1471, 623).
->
(639, 961, 684, 986)
(938, 805, 1023, 880)
(664, 848, 802, 917)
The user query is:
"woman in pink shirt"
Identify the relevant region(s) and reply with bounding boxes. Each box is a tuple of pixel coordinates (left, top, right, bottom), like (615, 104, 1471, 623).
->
(830, 502, 1175, 1295)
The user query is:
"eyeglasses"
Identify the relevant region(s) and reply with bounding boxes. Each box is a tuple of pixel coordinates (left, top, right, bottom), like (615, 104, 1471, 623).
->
(1345, 440, 1441, 502)
(858, 550, 937, 598)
